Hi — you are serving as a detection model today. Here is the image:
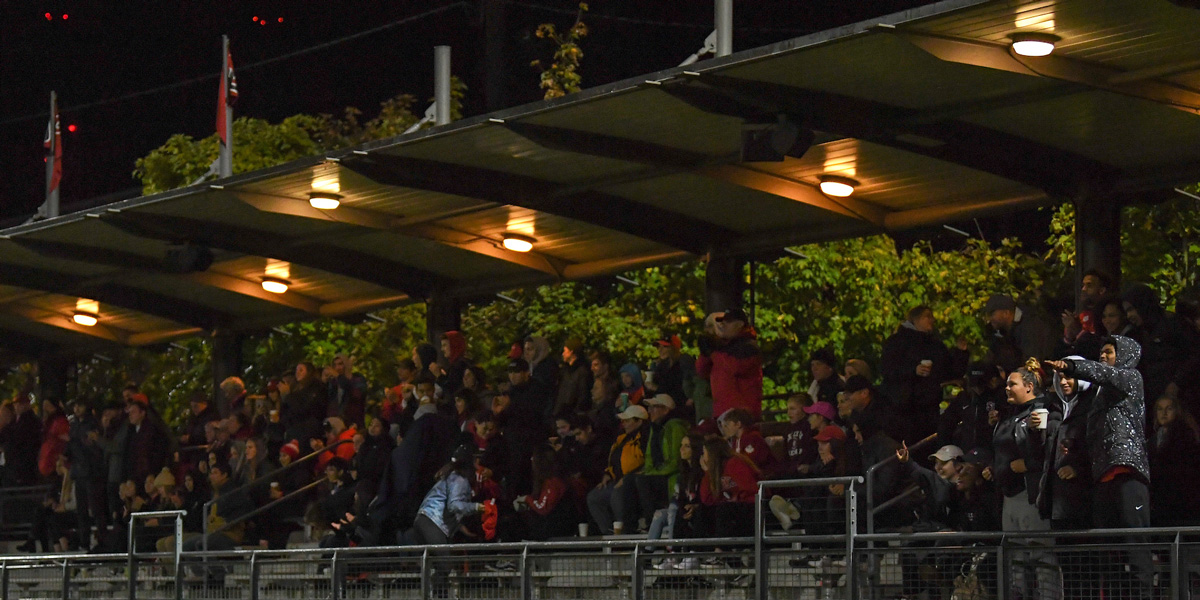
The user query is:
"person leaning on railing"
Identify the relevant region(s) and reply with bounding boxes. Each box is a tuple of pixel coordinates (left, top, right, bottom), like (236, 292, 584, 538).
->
(693, 437, 758, 567)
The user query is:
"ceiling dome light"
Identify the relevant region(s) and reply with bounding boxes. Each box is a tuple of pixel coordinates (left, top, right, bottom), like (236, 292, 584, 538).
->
(818, 174, 859, 197)
(261, 276, 290, 294)
(72, 311, 99, 327)
(1009, 32, 1060, 57)
(308, 191, 342, 210)
(501, 233, 536, 253)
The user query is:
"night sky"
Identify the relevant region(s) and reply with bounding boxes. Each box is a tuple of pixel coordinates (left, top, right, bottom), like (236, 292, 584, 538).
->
(1, 1, 946, 223)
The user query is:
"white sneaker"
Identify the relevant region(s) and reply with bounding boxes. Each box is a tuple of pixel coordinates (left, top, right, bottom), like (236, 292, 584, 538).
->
(769, 495, 795, 530)
(652, 558, 678, 570)
(673, 557, 699, 570)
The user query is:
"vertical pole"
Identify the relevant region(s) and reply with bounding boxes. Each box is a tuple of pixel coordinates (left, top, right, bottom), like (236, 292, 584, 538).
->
(754, 484, 765, 600)
(420, 548, 430, 600)
(61, 558, 69, 600)
(249, 552, 260, 600)
(715, 0, 733, 57)
(519, 546, 531, 600)
(211, 331, 243, 417)
(865, 468, 875, 536)
(482, 0, 507, 111)
(45, 91, 60, 218)
(425, 294, 462, 347)
(704, 255, 744, 315)
(330, 550, 341, 600)
(1, 559, 8, 600)
(434, 46, 452, 126)
(174, 513, 184, 600)
(1073, 191, 1121, 311)
(219, 35, 233, 178)
(1171, 532, 1181, 600)
(127, 514, 136, 600)
(996, 536, 1007, 600)
(630, 544, 643, 600)
(38, 355, 69, 408)
(846, 480, 858, 600)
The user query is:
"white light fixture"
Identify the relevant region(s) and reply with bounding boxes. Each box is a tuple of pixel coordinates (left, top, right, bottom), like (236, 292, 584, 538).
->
(261, 276, 290, 294)
(1009, 32, 1060, 57)
(308, 191, 342, 210)
(501, 232, 536, 253)
(72, 311, 98, 327)
(818, 174, 859, 197)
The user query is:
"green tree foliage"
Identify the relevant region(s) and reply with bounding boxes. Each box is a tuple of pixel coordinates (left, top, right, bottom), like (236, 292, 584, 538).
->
(531, 3, 589, 99)
(1047, 188, 1200, 308)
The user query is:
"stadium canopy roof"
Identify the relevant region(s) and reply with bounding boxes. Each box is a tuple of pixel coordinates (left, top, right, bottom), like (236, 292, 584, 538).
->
(3, 0, 1199, 358)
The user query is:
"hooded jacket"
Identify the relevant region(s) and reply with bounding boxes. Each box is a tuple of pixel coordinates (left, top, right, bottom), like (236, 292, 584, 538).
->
(1121, 284, 1192, 404)
(1062, 335, 1150, 484)
(1037, 363, 1094, 521)
(992, 397, 1051, 503)
(525, 337, 558, 391)
(696, 330, 764, 421)
(437, 332, 472, 398)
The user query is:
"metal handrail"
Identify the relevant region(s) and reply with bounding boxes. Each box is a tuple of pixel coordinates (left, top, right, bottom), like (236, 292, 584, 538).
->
(205, 479, 322, 540)
(201, 437, 353, 551)
(127, 509, 186, 600)
(865, 432, 937, 535)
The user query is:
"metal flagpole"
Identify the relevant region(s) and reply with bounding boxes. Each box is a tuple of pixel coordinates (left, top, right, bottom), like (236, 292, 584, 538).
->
(218, 35, 233, 178)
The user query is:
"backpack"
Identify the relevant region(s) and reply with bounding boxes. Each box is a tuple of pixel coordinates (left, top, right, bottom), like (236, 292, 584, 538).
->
(950, 552, 991, 600)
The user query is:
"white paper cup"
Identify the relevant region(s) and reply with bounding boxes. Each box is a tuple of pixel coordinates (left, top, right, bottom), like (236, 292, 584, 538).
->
(578, 523, 588, 537)
(1031, 408, 1049, 429)
(919, 360, 932, 367)
(613, 521, 624, 535)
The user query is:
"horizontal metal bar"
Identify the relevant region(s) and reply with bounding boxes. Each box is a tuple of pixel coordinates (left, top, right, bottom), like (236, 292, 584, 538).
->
(129, 510, 188, 520)
(762, 476, 864, 488)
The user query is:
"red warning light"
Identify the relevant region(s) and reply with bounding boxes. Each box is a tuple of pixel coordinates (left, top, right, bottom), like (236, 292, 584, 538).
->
(260, 20, 266, 26)
(67, 124, 77, 133)
(62, 14, 68, 20)
(277, 17, 284, 23)
(252, 16, 259, 22)
(44, 12, 52, 20)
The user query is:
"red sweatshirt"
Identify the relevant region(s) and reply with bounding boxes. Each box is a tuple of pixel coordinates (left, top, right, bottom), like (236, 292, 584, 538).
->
(700, 457, 758, 505)
(731, 429, 777, 474)
(696, 333, 763, 421)
(526, 477, 567, 516)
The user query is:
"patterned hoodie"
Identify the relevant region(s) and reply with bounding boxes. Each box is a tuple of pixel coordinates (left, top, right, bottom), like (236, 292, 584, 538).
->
(1063, 335, 1150, 483)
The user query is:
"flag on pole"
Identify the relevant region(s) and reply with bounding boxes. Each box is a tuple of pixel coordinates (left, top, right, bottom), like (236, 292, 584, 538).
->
(216, 45, 237, 146)
(44, 98, 62, 196)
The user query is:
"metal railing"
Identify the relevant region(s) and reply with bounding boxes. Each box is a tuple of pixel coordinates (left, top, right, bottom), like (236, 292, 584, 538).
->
(200, 437, 352, 551)
(865, 432, 937, 535)
(0, 521, 1196, 599)
(127, 510, 186, 600)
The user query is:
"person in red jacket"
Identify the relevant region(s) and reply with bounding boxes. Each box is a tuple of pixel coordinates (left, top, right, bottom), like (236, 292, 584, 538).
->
(696, 308, 764, 422)
(313, 417, 357, 474)
(719, 408, 777, 475)
(696, 438, 758, 560)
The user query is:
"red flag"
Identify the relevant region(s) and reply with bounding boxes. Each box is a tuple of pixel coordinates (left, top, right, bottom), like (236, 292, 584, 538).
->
(44, 106, 62, 194)
(216, 49, 237, 144)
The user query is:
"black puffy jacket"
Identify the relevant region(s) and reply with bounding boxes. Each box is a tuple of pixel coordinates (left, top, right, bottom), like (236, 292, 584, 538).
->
(1063, 335, 1150, 483)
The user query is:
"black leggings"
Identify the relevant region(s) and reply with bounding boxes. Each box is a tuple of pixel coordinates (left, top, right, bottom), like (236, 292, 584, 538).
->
(400, 513, 449, 546)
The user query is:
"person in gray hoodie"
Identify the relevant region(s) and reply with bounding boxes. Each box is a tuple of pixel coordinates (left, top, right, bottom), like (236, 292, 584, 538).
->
(1046, 335, 1152, 599)
(1037, 358, 1095, 530)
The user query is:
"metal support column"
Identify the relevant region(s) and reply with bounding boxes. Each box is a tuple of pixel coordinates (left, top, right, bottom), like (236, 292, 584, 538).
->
(1, 559, 8, 600)
(127, 513, 136, 600)
(715, 0, 733, 57)
(1171, 532, 1181, 600)
(519, 546, 531, 600)
(425, 294, 462, 347)
(420, 548, 431, 600)
(330, 550, 341, 600)
(704, 255, 744, 315)
(1073, 191, 1121, 310)
(435, 46, 452, 126)
(630, 544, 643, 600)
(249, 552, 260, 600)
(482, 0, 507, 111)
(846, 481, 859, 600)
(211, 330, 243, 417)
(754, 483, 766, 600)
(37, 354, 70, 406)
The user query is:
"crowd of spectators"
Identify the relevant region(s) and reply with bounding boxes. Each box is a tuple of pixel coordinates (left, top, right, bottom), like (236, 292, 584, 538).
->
(0, 272, 1196, 593)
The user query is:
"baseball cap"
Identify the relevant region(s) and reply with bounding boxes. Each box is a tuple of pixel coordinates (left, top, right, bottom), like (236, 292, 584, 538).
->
(716, 308, 748, 323)
(644, 394, 675, 410)
(963, 447, 993, 466)
(616, 405, 649, 421)
(984, 294, 1017, 314)
(803, 401, 837, 422)
(843, 375, 873, 394)
(813, 425, 847, 442)
(928, 445, 964, 463)
(507, 358, 530, 372)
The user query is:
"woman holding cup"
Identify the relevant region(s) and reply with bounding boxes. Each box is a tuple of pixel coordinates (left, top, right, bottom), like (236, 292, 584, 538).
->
(991, 357, 1058, 600)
